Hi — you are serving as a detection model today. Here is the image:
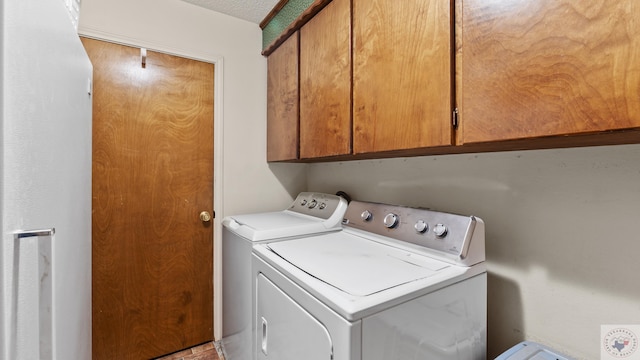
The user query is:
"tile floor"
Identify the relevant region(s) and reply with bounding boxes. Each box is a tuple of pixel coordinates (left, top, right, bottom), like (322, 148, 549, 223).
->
(155, 341, 223, 360)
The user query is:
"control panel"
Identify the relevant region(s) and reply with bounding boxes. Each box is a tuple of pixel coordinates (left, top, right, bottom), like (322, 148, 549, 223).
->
(288, 192, 348, 220)
(343, 200, 481, 260)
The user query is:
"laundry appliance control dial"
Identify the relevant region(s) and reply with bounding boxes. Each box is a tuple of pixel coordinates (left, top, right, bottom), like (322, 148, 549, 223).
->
(433, 223, 448, 238)
(383, 213, 399, 228)
(361, 210, 373, 222)
(414, 220, 429, 233)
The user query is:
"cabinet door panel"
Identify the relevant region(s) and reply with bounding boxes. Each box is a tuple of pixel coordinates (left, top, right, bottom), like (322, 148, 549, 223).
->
(353, 0, 453, 154)
(461, 0, 640, 144)
(300, 0, 352, 159)
(267, 33, 299, 161)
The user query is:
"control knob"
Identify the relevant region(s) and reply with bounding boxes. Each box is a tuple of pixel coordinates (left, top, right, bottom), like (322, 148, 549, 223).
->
(361, 210, 373, 222)
(308, 200, 318, 209)
(433, 223, 448, 238)
(414, 220, 428, 233)
(383, 213, 399, 228)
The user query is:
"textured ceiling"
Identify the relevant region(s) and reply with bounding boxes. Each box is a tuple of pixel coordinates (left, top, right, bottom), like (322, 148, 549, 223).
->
(181, 0, 281, 24)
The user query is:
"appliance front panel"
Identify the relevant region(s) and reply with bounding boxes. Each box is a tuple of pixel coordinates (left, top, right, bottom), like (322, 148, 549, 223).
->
(362, 273, 487, 360)
(257, 274, 333, 360)
(253, 253, 362, 360)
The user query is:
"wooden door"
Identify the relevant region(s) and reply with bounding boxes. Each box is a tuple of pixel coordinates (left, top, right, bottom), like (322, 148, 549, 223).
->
(267, 32, 300, 161)
(81, 38, 214, 360)
(299, 0, 352, 159)
(353, 0, 453, 154)
(459, 0, 640, 144)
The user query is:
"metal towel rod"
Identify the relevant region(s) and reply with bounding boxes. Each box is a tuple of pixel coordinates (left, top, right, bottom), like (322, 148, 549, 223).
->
(14, 228, 55, 239)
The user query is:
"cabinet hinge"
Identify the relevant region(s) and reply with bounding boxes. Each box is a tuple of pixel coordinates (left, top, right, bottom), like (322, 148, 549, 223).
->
(452, 108, 459, 129)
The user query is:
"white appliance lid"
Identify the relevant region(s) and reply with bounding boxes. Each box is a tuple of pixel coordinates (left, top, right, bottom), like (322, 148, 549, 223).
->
(232, 211, 322, 231)
(265, 232, 450, 297)
(226, 210, 342, 241)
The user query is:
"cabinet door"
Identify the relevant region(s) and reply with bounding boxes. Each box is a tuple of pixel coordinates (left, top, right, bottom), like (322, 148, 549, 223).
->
(300, 0, 352, 159)
(460, 0, 640, 144)
(267, 33, 299, 161)
(353, 0, 453, 154)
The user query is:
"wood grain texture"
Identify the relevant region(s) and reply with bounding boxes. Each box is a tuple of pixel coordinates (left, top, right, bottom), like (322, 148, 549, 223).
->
(267, 33, 300, 161)
(82, 38, 214, 360)
(460, 0, 640, 143)
(300, 0, 352, 159)
(353, 0, 453, 154)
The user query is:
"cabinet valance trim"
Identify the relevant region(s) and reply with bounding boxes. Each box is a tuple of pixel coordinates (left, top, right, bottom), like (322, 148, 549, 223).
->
(261, 0, 332, 56)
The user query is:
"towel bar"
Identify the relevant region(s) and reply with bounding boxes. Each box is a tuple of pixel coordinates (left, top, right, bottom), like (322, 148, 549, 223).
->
(14, 228, 55, 239)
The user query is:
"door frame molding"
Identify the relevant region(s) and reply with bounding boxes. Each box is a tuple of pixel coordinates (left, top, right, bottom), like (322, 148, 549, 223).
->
(78, 29, 225, 341)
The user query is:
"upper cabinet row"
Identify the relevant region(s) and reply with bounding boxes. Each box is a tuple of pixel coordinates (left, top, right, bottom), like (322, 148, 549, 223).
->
(267, 0, 640, 162)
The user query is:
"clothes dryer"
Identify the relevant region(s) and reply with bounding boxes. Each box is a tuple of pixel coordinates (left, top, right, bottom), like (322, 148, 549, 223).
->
(221, 192, 348, 360)
(253, 200, 487, 360)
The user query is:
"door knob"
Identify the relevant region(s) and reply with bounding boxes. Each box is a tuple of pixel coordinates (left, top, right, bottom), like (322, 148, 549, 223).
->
(200, 211, 212, 222)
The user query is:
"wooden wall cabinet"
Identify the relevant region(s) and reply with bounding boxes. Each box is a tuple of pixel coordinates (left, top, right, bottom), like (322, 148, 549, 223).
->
(353, 0, 454, 154)
(267, 32, 299, 162)
(266, 0, 640, 162)
(459, 0, 640, 144)
(300, 0, 352, 159)
(278, 0, 454, 160)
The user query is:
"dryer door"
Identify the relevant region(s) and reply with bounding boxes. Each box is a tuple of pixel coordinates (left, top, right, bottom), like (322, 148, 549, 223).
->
(257, 274, 333, 360)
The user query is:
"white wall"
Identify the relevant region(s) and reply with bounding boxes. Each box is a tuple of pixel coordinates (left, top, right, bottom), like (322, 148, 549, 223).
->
(2, 0, 93, 357)
(77, 0, 307, 340)
(307, 143, 640, 359)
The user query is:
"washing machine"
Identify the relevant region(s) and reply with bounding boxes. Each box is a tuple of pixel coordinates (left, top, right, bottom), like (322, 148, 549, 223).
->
(221, 192, 349, 360)
(252, 200, 487, 360)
